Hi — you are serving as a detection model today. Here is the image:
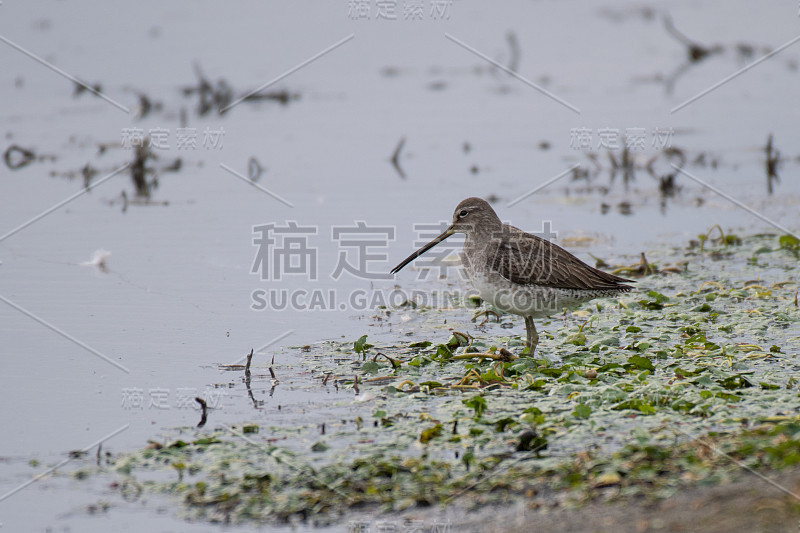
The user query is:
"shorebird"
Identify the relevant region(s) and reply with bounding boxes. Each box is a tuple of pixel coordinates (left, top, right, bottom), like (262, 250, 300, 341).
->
(390, 197, 633, 356)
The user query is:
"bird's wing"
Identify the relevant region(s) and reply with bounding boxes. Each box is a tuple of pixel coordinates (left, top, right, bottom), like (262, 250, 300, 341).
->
(486, 228, 632, 290)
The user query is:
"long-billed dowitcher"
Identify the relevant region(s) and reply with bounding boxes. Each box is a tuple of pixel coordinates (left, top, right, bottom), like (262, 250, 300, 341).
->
(390, 197, 633, 355)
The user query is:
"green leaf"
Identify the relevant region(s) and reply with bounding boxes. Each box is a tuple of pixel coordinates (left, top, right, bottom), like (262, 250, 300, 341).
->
(192, 437, 221, 446)
(636, 402, 656, 415)
(565, 333, 586, 346)
(361, 361, 380, 374)
(714, 391, 741, 402)
(718, 374, 754, 390)
(520, 407, 545, 426)
(590, 336, 620, 352)
(408, 340, 432, 348)
(647, 290, 669, 303)
(447, 333, 469, 349)
(626, 355, 655, 371)
(311, 441, 329, 452)
(434, 344, 453, 361)
(463, 395, 487, 417)
(407, 355, 430, 367)
(524, 378, 548, 391)
(724, 234, 741, 246)
(613, 399, 656, 414)
(779, 234, 800, 251)
(597, 362, 624, 373)
(354, 335, 372, 355)
(638, 290, 669, 310)
(573, 404, 591, 419)
(493, 417, 516, 432)
(539, 368, 564, 377)
(419, 424, 443, 444)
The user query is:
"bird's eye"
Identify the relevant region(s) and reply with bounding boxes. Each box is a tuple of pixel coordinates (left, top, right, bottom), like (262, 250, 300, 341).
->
(458, 209, 469, 218)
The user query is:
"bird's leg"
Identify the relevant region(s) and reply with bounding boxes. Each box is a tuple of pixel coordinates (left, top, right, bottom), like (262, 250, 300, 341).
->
(524, 316, 539, 356)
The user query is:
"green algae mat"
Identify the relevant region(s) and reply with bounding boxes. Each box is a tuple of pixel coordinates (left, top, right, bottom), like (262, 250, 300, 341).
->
(109, 232, 800, 525)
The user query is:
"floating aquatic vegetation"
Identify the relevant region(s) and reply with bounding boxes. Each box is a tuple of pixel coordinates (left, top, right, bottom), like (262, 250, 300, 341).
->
(103, 233, 799, 525)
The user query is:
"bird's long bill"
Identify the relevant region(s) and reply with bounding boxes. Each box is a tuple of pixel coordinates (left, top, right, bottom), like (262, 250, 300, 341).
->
(390, 225, 455, 274)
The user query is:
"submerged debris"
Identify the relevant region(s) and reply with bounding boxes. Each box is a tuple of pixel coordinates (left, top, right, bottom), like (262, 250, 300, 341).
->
(664, 15, 722, 63)
(130, 142, 156, 197)
(183, 63, 298, 116)
(79, 249, 111, 273)
(3, 144, 36, 170)
(765, 133, 781, 195)
(72, 79, 103, 98)
(247, 157, 264, 182)
(390, 137, 406, 179)
(195, 397, 208, 428)
(490, 30, 520, 76)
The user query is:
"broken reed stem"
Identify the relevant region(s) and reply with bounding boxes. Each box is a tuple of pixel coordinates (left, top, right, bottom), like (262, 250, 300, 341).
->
(372, 352, 401, 368)
(195, 397, 208, 428)
(451, 351, 518, 362)
(245, 348, 254, 375)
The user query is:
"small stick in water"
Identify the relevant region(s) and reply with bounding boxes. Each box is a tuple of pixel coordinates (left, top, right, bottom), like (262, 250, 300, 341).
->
(245, 348, 254, 376)
(195, 397, 208, 427)
(390, 137, 407, 179)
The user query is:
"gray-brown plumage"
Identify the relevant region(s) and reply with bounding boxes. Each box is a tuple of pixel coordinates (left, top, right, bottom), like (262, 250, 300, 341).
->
(390, 197, 633, 355)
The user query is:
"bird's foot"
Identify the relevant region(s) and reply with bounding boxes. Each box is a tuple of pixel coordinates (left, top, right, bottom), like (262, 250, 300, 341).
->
(471, 309, 500, 326)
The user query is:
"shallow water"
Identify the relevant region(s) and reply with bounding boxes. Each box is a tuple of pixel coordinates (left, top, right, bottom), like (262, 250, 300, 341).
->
(0, 0, 798, 530)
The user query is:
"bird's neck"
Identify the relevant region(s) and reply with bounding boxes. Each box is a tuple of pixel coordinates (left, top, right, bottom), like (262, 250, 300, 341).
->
(466, 221, 507, 242)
